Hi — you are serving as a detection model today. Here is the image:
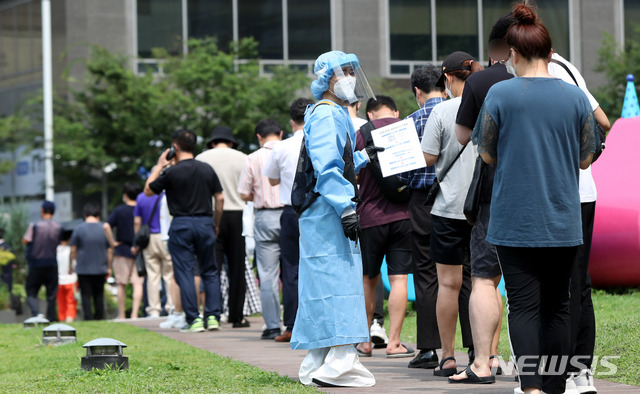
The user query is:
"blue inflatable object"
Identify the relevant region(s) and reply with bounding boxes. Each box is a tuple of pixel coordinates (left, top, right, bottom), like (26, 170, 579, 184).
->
(380, 258, 506, 301)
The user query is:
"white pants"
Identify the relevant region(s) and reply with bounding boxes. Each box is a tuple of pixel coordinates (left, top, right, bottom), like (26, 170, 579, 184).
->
(299, 345, 375, 387)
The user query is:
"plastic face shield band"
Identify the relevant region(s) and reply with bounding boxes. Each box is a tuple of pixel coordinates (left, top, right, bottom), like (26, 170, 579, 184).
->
(331, 61, 375, 104)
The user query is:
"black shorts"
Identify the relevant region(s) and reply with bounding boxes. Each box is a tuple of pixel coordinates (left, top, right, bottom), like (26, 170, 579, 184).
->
(470, 203, 502, 278)
(430, 215, 472, 265)
(360, 219, 413, 279)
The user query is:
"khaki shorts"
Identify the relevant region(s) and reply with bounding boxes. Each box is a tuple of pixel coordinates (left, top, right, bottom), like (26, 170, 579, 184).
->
(112, 256, 144, 285)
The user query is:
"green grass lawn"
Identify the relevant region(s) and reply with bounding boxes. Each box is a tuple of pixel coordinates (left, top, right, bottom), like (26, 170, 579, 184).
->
(0, 321, 314, 393)
(395, 287, 640, 386)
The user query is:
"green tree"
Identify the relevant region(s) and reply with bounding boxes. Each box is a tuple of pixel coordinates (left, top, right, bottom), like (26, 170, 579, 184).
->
(595, 30, 640, 122)
(159, 38, 310, 148)
(0, 113, 37, 175)
(53, 46, 193, 204)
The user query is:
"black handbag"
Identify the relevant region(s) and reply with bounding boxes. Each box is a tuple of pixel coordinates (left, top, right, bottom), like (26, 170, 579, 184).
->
(135, 252, 146, 277)
(134, 196, 161, 249)
(424, 143, 468, 206)
(463, 155, 485, 225)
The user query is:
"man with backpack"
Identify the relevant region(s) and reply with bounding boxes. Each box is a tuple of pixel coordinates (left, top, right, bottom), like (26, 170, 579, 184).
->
(354, 95, 415, 358)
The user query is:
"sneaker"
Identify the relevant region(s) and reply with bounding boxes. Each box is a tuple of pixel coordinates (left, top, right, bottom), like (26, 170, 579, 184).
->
(180, 317, 205, 333)
(370, 319, 388, 348)
(206, 316, 220, 331)
(159, 312, 184, 329)
(146, 313, 161, 319)
(219, 313, 228, 323)
(573, 369, 597, 394)
(565, 373, 580, 394)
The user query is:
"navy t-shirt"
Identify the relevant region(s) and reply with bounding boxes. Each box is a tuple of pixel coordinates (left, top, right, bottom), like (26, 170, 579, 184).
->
(472, 77, 596, 247)
(107, 204, 136, 258)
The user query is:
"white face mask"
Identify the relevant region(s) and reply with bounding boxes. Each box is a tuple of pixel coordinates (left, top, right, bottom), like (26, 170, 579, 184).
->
(445, 78, 454, 99)
(333, 76, 357, 102)
(505, 57, 517, 77)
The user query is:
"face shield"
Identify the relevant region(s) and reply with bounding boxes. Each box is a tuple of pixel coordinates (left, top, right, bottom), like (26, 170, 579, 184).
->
(328, 55, 375, 104)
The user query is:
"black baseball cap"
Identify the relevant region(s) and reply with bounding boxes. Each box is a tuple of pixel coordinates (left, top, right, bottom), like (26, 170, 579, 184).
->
(436, 51, 475, 87)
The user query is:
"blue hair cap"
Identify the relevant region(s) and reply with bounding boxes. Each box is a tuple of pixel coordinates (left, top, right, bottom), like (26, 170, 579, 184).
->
(310, 51, 360, 100)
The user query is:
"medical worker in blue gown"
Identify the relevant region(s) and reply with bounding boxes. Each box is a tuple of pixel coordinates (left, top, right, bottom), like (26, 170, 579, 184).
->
(290, 50, 382, 387)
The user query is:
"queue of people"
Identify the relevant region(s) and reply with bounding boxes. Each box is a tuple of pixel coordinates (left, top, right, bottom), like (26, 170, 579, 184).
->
(14, 2, 607, 393)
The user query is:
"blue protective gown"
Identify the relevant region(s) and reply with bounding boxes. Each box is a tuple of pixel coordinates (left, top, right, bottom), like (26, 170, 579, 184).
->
(291, 100, 370, 350)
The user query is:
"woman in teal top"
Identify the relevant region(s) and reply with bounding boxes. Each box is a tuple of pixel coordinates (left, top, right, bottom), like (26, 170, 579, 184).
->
(472, 4, 596, 394)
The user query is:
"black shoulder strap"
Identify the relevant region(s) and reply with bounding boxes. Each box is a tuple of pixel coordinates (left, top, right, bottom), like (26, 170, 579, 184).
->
(358, 121, 376, 147)
(147, 195, 161, 226)
(551, 58, 578, 86)
(437, 143, 468, 183)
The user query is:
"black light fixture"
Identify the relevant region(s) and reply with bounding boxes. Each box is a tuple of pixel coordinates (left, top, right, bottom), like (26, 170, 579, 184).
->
(23, 316, 49, 329)
(81, 338, 128, 371)
(42, 323, 77, 346)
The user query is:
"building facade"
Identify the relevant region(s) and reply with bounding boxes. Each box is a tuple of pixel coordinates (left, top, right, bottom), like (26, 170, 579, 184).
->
(0, 0, 637, 203)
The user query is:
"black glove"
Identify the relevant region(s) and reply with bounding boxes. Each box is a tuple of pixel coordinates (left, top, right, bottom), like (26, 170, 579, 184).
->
(364, 145, 385, 161)
(341, 213, 361, 242)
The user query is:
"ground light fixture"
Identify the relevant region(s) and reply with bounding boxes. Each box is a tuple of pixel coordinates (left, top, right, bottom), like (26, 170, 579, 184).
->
(81, 338, 128, 371)
(42, 323, 77, 346)
(23, 316, 50, 328)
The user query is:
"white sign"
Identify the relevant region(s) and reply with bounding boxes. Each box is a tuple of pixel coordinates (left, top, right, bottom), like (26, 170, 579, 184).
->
(370, 118, 426, 177)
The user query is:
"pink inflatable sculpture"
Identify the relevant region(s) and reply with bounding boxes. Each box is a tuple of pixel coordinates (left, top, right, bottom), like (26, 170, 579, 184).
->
(590, 74, 640, 287)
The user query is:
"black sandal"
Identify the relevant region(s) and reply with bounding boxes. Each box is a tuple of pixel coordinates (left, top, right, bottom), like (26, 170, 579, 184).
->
(489, 355, 503, 375)
(448, 366, 495, 384)
(434, 356, 458, 377)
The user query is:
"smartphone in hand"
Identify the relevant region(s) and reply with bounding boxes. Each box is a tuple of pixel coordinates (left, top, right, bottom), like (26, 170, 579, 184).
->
(166, 145, 176, 161)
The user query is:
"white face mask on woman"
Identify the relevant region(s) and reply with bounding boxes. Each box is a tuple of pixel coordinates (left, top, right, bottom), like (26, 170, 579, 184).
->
(445, 77, 454, 99)
(505, 57, 517, 77)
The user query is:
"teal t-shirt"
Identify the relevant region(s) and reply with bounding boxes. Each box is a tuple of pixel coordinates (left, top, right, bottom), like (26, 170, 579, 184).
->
(472, 77, 596, 247)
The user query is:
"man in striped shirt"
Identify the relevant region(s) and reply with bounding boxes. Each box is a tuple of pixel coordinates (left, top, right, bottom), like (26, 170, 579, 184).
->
(238, 119, 284, 340)
(400, 66, 448, 370)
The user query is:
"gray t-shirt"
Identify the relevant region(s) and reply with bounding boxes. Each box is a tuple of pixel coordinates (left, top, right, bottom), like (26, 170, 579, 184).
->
(69, 222, 109, 275)
(421, 97, 477, 220)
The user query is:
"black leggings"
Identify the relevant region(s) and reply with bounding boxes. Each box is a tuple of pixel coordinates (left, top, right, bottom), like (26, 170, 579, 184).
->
(78, 274, 106, 320)
(497, 246, 577, 394)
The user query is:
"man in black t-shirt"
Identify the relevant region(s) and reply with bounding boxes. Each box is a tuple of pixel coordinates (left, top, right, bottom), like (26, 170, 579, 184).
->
(145, 129, 224, 333)
(449, 14, 514, 384)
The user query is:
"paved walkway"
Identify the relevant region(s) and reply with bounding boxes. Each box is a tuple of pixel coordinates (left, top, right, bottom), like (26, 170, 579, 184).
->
(128, 316, 636, 393)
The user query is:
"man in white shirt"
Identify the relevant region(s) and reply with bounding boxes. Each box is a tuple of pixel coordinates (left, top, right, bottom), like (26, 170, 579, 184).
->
(263, 98, 314, 342)
(548, 52, 610, 394)
(238, 119, 284, 340)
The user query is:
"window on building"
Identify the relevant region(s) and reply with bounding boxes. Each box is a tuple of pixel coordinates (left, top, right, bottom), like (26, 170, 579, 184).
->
(625, 0, 640, 44)
(388, 0, 570, 76)
(389, 0, 431, 61)
(535, 0, 569, 58)
(137, 0, 182, 58)
(288, 0, 331, 60)
(0, 0, 42, 90)
(436, 0, 478, 60)
(188, 0, 233, 51)
(238, 0, 283, 59)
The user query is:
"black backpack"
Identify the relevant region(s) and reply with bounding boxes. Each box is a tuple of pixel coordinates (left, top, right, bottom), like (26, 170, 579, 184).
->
(291, 101, 360, 216)
(358, 121, 410, 204)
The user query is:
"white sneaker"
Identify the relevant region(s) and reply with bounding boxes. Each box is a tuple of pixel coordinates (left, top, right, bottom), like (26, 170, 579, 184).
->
(565, 373, 580, 394)
(573, 369, 597, 394)
(159, 312, 185, 329)
(219, 313, 228, 323)
(369, 319, 388, 348)
(513, 388, 524, 394)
